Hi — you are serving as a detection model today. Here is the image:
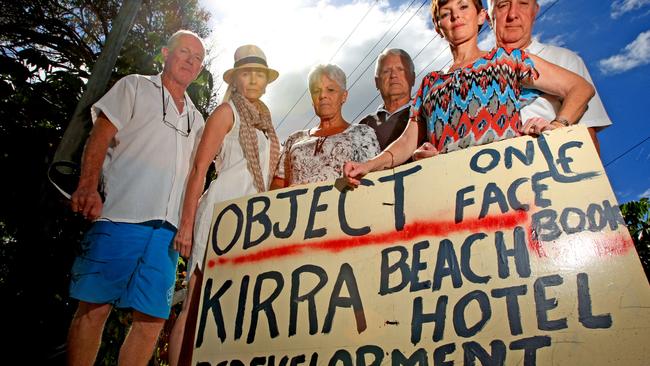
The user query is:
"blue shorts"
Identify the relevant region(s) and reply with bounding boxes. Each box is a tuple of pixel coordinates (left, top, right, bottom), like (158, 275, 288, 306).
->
(69, 220, 179, 319)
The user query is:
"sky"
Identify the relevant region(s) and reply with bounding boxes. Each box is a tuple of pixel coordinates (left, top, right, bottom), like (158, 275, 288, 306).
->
(198, 0, 650, 204)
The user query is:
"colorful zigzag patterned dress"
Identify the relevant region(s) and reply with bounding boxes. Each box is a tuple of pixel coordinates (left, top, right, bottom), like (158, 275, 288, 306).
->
(411, 47, 539, 154)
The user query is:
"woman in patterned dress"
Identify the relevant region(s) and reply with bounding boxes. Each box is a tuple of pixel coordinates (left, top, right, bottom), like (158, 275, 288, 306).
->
(343, 0, 594, 186)
(271, 64, 380, 188)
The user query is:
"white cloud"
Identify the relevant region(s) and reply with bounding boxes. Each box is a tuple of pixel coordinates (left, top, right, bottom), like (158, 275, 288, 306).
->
(540, 34, 566, 47)
(199, 0, 452, 138)
(611, 0, 650, 18)
(639, 188, 650, 199)
(599, 30, 650, 74)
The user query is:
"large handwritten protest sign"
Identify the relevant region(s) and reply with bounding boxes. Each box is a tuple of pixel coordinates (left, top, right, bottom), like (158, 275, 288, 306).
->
(192, 126, 650, 365)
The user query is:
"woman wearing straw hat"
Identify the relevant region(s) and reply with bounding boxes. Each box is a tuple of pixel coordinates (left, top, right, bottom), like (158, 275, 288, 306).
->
(169, 44, 280, 366)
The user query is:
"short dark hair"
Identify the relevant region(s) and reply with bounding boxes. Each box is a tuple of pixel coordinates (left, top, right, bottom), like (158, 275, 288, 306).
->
(431, 0, 485, 33)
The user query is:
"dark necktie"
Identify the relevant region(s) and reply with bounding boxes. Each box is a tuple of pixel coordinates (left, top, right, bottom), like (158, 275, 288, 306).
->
(377, 111, 388, 125)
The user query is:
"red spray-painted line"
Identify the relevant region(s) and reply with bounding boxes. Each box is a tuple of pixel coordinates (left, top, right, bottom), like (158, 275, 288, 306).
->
(593, 233, 635, 256)
(527, 224, 546, 258)
(208, 210, 530, 268)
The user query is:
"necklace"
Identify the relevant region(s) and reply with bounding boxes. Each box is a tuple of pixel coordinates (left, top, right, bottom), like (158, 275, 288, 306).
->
(310, 122, 349, 156)
(314, 136, 328, 156)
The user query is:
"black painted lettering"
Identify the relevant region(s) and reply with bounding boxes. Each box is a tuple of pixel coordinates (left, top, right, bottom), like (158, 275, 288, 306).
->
(339, 188, 371, 236)
(356, 345, 384, 366)
(432, 343, 455, 366)
(556, 140, 581, 174)
(329, 350, 353, 366)
(531, 209, 562, 242)
(577, 272, 612, 329)
(495, 227, 531, 279)
(378, 165, 422, 231)
(411, 240, 432, 291)
(234, 275, 250, 340)
(309, 353, 319, 366)
(305, 185, 334, 240)
(559, 207, 586, 234)
(251, 357, 266, 366)
(391, 348, 428, 366)
(453, 290, 492, 338)
(411, 296, 448, 344)
(479, 183, 509, 219)
(212, 203, 244, 256)
(586, 203, 607, 232)
(290, 355, 306, 366)
(534, 275, 567, 331)
(491, 285, 527, 335)
(323, 263, 367, 333)
(461, 233, 491, 284)
(432, 239, 463, 291)
(603, 200, 626, 230)
(462, 340, 506, 366)
(507, 177, 530, 211)
(244, 196, 272, 250)
(455, 185, 476, 223)
(248, 271, 284, 343)
(380, 246, 410, 295)
(274, 356, 290, 366)
(509, 336, 551, 366)
(505, 140, 535, 169)
(531, 171, 552, 209)
(274, 188, 308, 239)
(196, 278, 232, 346)
(470, 148, 500, 174)
(289, 265, 328, 336)
(537, 136, 598, 183)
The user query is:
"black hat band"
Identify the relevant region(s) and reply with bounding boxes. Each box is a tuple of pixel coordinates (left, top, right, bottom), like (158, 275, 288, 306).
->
(234, 56, 268, 68)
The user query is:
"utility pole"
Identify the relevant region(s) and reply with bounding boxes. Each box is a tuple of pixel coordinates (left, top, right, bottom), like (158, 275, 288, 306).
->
(52, 0, 142, 164)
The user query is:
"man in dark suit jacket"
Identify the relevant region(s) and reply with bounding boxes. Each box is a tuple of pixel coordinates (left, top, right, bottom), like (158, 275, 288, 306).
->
(358, 48, 416, 151)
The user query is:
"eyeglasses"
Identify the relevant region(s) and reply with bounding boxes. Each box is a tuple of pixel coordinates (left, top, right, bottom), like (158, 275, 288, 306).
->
(161, 87, 194, 137)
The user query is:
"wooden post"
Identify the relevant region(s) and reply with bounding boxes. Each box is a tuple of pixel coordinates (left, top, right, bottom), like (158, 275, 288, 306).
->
(52, 0, 142, 163)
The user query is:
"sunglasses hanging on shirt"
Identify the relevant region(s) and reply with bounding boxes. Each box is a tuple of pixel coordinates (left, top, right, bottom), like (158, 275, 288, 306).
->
(161, 87, 194, 137)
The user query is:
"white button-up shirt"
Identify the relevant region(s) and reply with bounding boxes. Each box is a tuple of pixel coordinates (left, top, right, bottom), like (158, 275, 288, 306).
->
(522, 39, 612, 129)
(91, 73, 204, 227)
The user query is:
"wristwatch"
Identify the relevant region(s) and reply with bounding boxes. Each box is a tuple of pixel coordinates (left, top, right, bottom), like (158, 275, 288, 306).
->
(551, 116, 570, 127)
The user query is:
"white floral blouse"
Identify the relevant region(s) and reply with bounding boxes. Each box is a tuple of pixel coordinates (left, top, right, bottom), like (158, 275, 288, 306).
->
(276, 124, 380, 186)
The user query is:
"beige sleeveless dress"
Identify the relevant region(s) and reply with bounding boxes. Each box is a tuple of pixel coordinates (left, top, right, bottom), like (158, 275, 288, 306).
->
(188, 100, 271, 277)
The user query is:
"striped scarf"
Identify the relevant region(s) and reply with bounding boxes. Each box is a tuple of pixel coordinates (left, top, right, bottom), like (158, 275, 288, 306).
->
(231, 90, 280, 192)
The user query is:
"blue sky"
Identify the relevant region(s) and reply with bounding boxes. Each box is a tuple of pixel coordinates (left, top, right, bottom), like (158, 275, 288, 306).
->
(202, 0, 650, 203)
(523, 0, 650, 203)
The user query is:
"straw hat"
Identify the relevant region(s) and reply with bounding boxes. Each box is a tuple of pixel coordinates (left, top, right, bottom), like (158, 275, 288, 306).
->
(223, 45, 279, 84)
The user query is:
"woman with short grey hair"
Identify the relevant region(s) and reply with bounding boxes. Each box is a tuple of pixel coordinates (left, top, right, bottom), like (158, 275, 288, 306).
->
(272, 64, 380, 187)
(309, 63, 347, 90)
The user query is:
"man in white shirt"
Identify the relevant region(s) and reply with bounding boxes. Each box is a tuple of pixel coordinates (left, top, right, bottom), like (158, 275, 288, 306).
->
(66, 30, 205, 366)
(488, 0, 612, 154)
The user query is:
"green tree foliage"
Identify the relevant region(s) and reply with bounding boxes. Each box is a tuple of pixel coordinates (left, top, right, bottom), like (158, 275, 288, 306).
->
(621, 197, 650, 279)
(0, 0, 212, 363)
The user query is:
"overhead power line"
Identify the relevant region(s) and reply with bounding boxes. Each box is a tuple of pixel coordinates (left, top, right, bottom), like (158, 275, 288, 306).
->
(274, 0, 379, 131)
(301, 0, 428, 130)
(353, 0, 561, 121)
(604, 135, 650, 167)
(346, 0, 421, 81)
